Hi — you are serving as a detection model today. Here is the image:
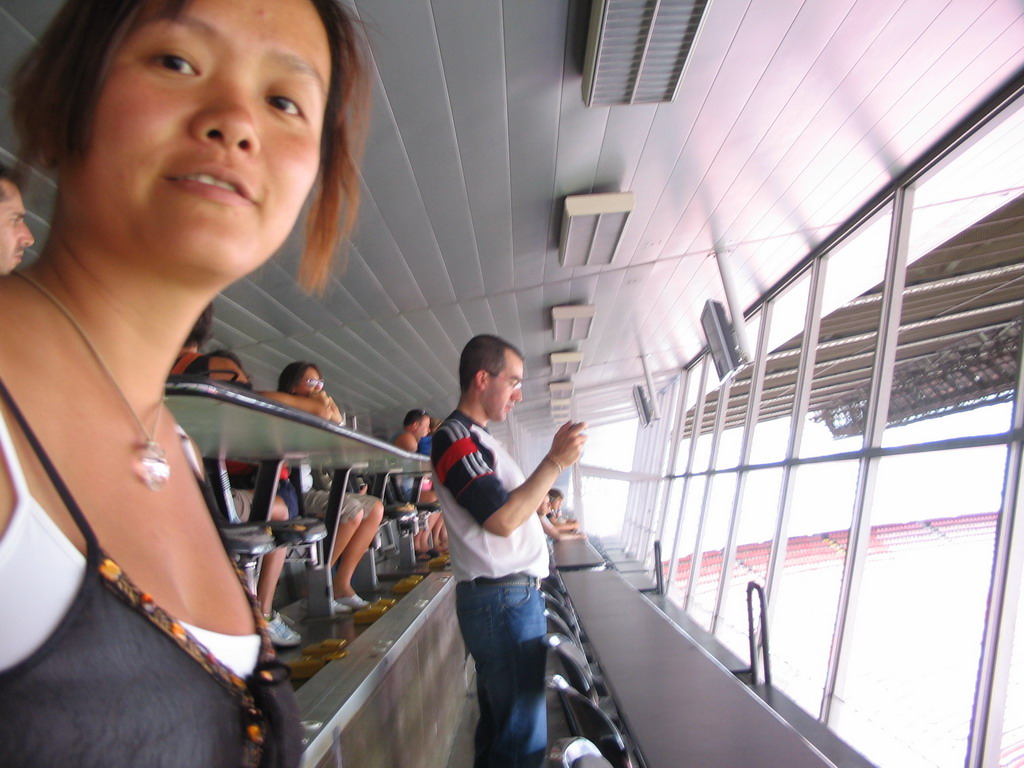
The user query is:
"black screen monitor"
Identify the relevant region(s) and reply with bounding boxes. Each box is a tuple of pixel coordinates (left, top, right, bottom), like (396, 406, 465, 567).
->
(701, 299, 743, 381)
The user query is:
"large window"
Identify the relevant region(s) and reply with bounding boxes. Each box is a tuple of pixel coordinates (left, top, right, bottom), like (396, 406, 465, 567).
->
(624, 83, 1024, 768)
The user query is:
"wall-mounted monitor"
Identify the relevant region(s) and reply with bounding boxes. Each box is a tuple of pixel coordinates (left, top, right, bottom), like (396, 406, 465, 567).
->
(633, 384, 655, 427)
(701, 299, 744, 381)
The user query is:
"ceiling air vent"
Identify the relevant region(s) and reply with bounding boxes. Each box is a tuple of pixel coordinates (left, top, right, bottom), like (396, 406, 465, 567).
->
(582, 0, 712, 107)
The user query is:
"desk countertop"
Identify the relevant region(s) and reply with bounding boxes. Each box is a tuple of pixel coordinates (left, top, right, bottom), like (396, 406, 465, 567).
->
(561, 569, 836, 768)
(166, 378, 427, 472)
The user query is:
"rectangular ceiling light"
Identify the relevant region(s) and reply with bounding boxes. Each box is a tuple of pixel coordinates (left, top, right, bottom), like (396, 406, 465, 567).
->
(559, 192, 635, 267)
(549, 380, 575, 397)
(582, 0, 712, 107)
(552, 305, 596, 343)
(550, 351, 584, 377)
(550, 397, 573, 421)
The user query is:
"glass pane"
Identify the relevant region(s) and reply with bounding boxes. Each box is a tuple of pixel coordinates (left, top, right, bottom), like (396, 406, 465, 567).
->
(717, 468, 785, 661)
(692, 383, 722, 473)
(801, 207, 893, 458)
(667, 474, 706, 606)
(771, 461, 860, 715)
(715, 384, 742, 470)
(883, 98, 1024, 448)
(579, 476, 631, 539)
(583, 419, 638, 471)
(674, 359, 706, 474)
(834, 446, 1004, 768)
(658, 478, 684, 575)
(716, 312, 762, 470)
(750, 273, 811, 464)
(689, 474, 738, 631)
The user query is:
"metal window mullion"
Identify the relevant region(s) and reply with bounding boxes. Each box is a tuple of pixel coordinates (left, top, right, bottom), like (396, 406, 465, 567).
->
(763, 257, 827, 611)
(823, 188, 912, 725)
(714, 309, 773, 631)
(684, 374, 731, 613)
(655, 371, 689, 550)
(969, 320, 1024, 768)
(642, 385, 679, 561)
(667, 359, 710, 604)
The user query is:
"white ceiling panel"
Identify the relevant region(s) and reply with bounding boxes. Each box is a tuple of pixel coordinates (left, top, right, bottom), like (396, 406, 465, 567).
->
(3, 0, 1024, 443)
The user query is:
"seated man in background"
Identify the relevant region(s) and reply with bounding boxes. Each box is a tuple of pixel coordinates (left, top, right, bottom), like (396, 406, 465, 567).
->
(395, 409, 446, 558)
(546, 488, 579, 534)
(537, 495, 585, 541)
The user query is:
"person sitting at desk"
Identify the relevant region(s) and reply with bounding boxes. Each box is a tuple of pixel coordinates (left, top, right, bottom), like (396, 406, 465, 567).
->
(395, 409, 446, 558)
(279, 362, 382, 612)
(173, 350, 304, 647)
(545, 488, 580, 535)
(537, 495, 585, 541)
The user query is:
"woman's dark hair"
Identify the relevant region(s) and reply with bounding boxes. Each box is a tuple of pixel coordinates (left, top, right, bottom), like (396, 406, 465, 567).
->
(183, 303, 214, 351)
(11, 0, 369, 293)
(278, 361, 320, 394)
(458, 334, 523, 393)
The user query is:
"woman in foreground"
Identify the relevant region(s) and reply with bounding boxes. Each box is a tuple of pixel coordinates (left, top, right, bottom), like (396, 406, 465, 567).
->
(0, 0, 366, 765)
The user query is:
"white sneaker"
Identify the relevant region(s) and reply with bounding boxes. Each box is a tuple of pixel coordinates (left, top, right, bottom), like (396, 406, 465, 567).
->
(335, 594, 370, 611)
(331, 600, 353, 615)
(265, 611, 301, 648)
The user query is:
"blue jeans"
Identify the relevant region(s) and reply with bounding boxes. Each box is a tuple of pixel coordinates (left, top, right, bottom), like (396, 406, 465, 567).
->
(456, 581, 547, 768)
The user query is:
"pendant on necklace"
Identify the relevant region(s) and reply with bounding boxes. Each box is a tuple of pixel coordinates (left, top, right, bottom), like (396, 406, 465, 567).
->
(137, 441, 171, 491)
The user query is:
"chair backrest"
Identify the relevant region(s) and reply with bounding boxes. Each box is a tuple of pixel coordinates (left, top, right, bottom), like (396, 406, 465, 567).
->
(543, 632, 596, 702)
(541, 578, 569, 606)
(547, 676, 634, 768)
(547, 737, 612, 768)
(545, 610, 579, 644)
(544, 592, 581, 633)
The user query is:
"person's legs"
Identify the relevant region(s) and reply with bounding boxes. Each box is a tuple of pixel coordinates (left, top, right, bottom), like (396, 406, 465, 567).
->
(332, 499, 384, 598)
(255, 497, 291, 617)
(455, 582, 547, 768)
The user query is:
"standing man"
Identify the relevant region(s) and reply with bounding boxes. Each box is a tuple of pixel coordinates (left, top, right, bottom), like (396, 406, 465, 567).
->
(0, 165, 34, 275)
(431, 335, 587, 768)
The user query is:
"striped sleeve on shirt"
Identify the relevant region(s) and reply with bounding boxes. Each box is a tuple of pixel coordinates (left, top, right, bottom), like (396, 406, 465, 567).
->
(431, 414, 509, 526)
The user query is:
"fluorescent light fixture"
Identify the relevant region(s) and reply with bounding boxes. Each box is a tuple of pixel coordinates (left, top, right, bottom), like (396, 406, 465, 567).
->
(552, 305, 596, 343)
(549, 380, 574, 397)
(582, 0, 712, 107)
(559, 192, 634, 267)
(550, 351, 584, 377)
(551, 397, 573, 421)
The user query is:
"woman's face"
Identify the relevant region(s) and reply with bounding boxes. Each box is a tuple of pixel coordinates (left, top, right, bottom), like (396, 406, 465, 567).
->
(292, 366, 324, 396)
(59, 0, 331, 285)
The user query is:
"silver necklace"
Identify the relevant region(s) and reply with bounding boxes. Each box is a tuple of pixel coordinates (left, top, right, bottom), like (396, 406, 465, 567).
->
(17, 272, 171, 491)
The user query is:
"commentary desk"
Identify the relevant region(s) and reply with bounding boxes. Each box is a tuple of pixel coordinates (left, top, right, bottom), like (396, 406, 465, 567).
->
(551, 537, 606, 571)
(560, 569, 836, 768)
(165, 378, 428, 617)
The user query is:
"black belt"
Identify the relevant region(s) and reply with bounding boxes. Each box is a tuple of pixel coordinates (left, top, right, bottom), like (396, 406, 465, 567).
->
(470, 573, 539, 589)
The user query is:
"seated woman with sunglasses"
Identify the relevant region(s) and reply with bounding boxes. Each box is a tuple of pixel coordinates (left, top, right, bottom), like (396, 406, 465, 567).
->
(279, 362, 383, 612)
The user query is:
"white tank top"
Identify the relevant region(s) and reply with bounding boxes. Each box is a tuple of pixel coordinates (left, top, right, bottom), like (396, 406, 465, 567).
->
(0, 406, 260, 678)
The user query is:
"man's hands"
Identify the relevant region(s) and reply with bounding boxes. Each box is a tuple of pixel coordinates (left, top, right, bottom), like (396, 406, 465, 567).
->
(546, 421, 588, 472)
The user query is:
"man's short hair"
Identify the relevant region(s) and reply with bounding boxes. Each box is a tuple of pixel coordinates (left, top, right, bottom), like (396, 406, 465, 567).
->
(458, 334, 523, 392)
(403, 409, 428, 427)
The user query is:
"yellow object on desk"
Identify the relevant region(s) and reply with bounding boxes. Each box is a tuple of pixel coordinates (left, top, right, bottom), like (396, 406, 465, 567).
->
(392, 575, 424, 594)
(352, 605, 389, 624)
(288, 657, 326, 680)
